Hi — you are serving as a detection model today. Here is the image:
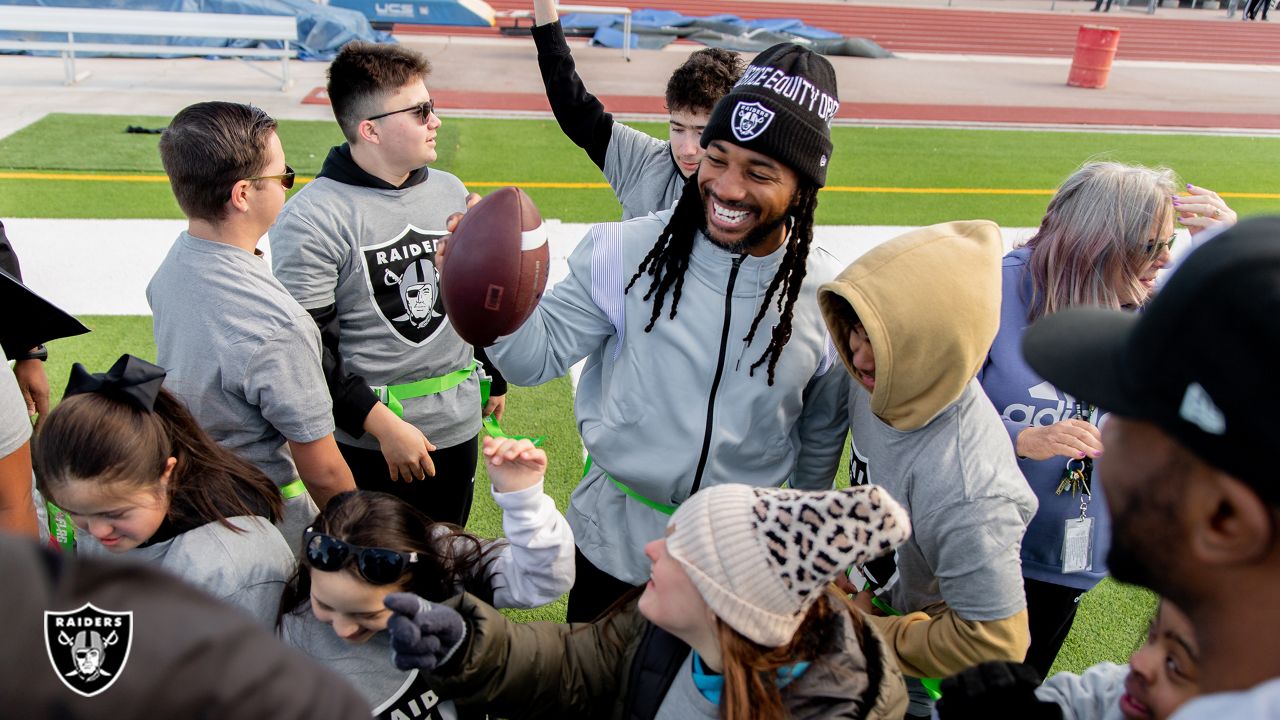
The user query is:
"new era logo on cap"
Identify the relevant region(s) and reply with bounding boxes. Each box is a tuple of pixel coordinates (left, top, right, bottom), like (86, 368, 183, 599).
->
(1179, 382, 1226, 435)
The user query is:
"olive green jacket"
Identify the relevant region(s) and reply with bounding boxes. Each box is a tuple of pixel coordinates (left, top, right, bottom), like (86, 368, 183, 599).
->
(428, 589, 908, 720)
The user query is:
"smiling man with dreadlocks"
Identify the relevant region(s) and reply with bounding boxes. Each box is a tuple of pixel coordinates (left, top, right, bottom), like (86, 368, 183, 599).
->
(484, 43, 850, 622)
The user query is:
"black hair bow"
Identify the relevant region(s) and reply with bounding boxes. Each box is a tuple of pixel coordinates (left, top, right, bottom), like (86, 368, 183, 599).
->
(64, 354, 166, 412)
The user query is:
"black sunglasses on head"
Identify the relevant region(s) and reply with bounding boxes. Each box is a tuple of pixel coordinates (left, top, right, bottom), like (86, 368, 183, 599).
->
(366, 99, 435, 124)
(303, 528, 418, 585)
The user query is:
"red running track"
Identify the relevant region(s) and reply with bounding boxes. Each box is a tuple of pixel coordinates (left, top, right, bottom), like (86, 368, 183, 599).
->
(397, 0, 1280, 65)
(422, 89, 1280, 129)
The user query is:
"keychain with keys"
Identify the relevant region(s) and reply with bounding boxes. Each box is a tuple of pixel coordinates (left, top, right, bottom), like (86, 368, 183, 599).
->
(1055, 458, 1089, 497)
(1060, 401, 1096, 574)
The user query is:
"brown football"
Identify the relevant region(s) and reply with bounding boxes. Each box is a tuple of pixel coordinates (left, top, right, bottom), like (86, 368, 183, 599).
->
(440, 186, 549, 347)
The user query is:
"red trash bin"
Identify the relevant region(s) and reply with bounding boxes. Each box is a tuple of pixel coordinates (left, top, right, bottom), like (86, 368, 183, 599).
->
(1067, 25, 1121, 89)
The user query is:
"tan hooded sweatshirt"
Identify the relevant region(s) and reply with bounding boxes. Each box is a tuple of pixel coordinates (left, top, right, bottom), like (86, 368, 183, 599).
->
(819, 220, 1001, 431)
(818, 221, 1037, 680)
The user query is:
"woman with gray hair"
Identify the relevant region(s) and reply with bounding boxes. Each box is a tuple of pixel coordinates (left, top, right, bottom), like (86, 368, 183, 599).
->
(976, 161, 1234, 678)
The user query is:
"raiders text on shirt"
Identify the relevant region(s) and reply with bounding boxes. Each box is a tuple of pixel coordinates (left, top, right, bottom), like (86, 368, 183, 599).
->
(51, 616, 124, 628)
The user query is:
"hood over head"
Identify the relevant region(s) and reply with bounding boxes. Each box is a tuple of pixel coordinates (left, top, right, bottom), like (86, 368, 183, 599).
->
(818, 220, 1003, 430)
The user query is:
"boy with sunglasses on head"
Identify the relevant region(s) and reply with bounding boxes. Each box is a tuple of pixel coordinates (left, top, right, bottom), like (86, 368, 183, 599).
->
(148, 101, 355, 553)
(278, 436, 574, 720)
(270, 42, 504, 528)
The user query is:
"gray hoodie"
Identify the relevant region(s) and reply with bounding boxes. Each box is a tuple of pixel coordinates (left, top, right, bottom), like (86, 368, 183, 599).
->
(488, 209, 849, 584)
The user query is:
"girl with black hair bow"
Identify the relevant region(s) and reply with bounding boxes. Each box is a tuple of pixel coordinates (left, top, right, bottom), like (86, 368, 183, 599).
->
(32, 354, 295, 629)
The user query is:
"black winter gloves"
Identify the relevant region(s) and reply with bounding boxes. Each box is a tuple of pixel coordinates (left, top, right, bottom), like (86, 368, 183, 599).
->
(936, 661, 1065, 720)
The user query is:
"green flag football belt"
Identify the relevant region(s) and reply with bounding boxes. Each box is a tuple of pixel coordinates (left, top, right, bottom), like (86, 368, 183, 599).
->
(373, 361, 543, 446)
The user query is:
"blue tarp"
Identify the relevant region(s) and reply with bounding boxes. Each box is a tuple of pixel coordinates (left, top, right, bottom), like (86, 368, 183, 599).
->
(0, 0, 391, 60)
(558, 8, 883, 56)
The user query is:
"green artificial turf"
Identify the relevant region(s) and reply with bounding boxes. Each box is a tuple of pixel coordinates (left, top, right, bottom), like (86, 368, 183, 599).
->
(3, 113, 1279, 225)
(43, 316, 1146, 676)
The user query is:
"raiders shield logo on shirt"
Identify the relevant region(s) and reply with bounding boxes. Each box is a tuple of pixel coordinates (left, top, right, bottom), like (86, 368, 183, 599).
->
(361, 225, 451, 346)
(848, 442, 900, 600)
(373, 669, 458, 720)
(44, 603, 133, 698)
(731, 101, 776, 142)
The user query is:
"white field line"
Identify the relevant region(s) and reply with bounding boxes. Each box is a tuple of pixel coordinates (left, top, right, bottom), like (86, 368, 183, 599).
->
(7, 218, 1051, 315)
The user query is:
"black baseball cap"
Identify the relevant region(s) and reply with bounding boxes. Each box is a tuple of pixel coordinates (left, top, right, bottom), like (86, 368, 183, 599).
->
(1022, 216, 1280, 499)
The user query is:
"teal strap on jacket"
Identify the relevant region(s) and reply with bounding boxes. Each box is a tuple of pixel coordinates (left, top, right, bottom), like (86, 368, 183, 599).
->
(584, 455, 677, 516)
(280, 479, 308, 500)
(857, 577, 943, 701)
(46, 501, 75, 553)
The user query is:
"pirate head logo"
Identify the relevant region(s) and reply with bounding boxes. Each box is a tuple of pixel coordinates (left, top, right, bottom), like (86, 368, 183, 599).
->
(396, 259, 442, 329)
(731, 101, 776, 142)
(361, 225, 451, 346)
(45, 603, 133, 697)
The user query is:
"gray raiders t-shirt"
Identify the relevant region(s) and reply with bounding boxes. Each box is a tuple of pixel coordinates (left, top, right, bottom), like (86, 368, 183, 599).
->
(603, 122, 684, 221)
(270, 171, 482, 450)
(281, 610, 459, 720)
(1, 348, 31, 457)
(848, 379, 1037, 622)
(147, 232, 334, 487)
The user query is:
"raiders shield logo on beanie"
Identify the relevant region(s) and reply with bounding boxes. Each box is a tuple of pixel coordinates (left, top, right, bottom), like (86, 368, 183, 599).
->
(702, 42, 840, 187)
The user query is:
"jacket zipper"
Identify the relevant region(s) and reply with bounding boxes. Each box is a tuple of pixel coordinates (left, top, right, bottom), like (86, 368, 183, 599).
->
(689, 255, 744, 497)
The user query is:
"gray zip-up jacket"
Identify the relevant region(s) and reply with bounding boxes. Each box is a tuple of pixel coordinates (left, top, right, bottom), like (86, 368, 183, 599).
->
(487, 209, 850, 583)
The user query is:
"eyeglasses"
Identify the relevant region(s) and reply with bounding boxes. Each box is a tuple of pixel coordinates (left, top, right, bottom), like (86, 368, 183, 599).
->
(302, 528, 419, 585)
(244, 164, 296, 190)
(366, 99, 435, 124)
(1144, 234, 1176, 256)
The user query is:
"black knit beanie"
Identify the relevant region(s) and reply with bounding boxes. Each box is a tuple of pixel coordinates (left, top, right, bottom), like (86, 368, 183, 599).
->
(700, 43, 839, 187)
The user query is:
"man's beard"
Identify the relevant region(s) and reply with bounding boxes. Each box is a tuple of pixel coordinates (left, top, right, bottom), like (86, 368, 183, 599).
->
(698, 199, 789, 255)
(1105, 475, 1185, 602)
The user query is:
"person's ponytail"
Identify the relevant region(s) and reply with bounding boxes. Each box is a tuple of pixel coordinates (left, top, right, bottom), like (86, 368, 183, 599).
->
(152, 390, 283, 527)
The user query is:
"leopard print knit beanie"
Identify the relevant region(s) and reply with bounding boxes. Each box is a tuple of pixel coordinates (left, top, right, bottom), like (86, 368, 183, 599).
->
(665, 484, 910, 647)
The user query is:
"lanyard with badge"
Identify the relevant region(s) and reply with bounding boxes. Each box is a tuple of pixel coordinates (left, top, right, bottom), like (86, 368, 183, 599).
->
(1055, 401, 1096, 574)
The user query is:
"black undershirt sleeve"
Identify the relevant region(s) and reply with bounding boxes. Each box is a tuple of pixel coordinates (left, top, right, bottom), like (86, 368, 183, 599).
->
(306, 303, 379, 438)
(0, 220, 23, 281)
(533, 20, 615, 170)
(475, 346, 507, 398)
(0, 219, 36, 360)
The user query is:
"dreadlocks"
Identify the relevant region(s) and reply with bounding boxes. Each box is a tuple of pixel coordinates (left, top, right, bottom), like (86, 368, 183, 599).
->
(624, 175, 821, 386)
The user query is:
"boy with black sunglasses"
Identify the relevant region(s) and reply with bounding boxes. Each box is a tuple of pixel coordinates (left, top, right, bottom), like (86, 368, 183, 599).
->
(270, 42, 504, 528)
(148, 101, 356, 553)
